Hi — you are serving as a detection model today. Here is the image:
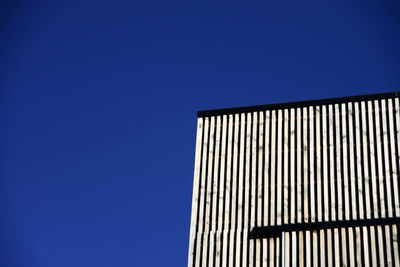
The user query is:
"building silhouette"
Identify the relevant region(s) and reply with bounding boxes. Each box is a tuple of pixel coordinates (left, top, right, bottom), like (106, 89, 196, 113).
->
(188, 92, 400, 266)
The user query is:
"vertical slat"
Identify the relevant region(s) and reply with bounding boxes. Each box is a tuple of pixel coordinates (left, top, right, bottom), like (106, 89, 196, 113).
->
(208, 232, 215, 267)
(334, 228, 340, 267)
(242, 113, 252, 267)
(263, 111, 271, 266)
(310, 230, 318, 266)
(269, 237, 275, 267)
(276, 109, 283, 226)
(335, 104, 343, 221)
(373, 101, 386, 266)
(221, 231, 228, 267)
(282, 232, 289, 267)
(222, 115, 233, 266)
(381, 100, 393, 217)
(299, 231, 304, 267)
(361, 102, 372, 220)
(304, 107, 310, 267)
(328, 105, 336, 222)
(283, 108, 290, 267)
(355, 227, 361, 267)
(228, 231, 235, 267)
(195, 212, 203, 265)
(303, 107, 309, 224)
(209, 116, 222, 267)
(325, 105, 334, 267)
(374, 100, 386, 218)
(348, 102, 358, 219)
(188, 118, 204, 266)
(316, 106, 322, 223)
(388, 99, 400, 217)
(367, 101, 379, 220)
(305, 231, 311, 267)
(362, 226, 370, 267)
(237, 113, 246, 232)
(354, 103, 365, 267)
(381, 100, 394, 266)
(297, 107, 304, 267)
(320, 230, 326, 266)
(297, 107, 302, 224)
(384, 225, 393, 266)
(322, 105, 329, 221)
(290, 108, 295, 224)
(291, 232, 297, 267)
(219, 115, 228, 267)
(303, 107, 310, 267)
(249, 112, 258, 267)
(236, 113, 246, 267)
(309, 106, 315, 223)
(370, 226, 378, 267)
(390, 98, 400, 266)
(215, 233, 222, 267)
(318, 108, 325, 267)
(315, 107, 322, 266)
(264, 110, 271, 227)
(334, 104, 342, 267)
(309, 106, 318, 267)
(201, 232, 209, 267)
(392, 225, 400, 266)
(327, 229, 333, 267)
(395, 98, 400, 266)
(263, 238, 268, 267)
(395, 98, 400, 216)
(270, 110, 277, 267)
(341, 228, 348, 266)
(347, 103, 356, 267)
(217, 115, 228, 267)
(256, 111, 264, 267)
(341, 103, 351, 222)
(283, 109, 289, 225)
(340, 103, 352, 267)
(270, 109, 277, 225)
(222, 115, 232, 267)
(196, 117, 210, 266)
(228, 114, 239, 267)
(275, 237, 280, 267)
(377, 226, 385, 266)
(354, 102, 364, 220)
(290, 108, 296, 267)
(202, 116, 216, 267)
(328, 105, 337, 223)
(349, 227, 355, 267)
(255, 232, 261, 267)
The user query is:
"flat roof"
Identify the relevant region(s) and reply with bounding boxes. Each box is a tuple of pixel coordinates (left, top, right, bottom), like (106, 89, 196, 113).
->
(197, 91, 400, 118)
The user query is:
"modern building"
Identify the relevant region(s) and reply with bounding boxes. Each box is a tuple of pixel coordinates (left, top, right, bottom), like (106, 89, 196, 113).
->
(187, 92, 400, 266)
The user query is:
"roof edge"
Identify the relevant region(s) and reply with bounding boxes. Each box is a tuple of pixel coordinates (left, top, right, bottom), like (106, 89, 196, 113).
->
(197, 91, 400, 117)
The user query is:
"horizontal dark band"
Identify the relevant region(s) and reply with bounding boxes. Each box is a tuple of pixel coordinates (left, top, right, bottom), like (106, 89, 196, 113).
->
(251, 217, 400, 238)
(197, 92, 399, 118)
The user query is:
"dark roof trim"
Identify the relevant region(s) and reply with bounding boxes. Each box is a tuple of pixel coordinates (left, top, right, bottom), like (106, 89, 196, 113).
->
(197, 91, 400, 118)
(250, 217, 400, 238)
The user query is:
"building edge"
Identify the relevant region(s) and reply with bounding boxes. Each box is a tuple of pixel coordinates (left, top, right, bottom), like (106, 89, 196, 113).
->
(197, 91, 400, 118)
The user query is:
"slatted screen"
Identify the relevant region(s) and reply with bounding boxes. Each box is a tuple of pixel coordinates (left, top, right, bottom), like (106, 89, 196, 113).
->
(188, 94, 400, 267)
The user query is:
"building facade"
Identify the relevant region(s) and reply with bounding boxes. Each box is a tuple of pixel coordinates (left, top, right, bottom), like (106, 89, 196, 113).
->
(188, 92, 400, 266)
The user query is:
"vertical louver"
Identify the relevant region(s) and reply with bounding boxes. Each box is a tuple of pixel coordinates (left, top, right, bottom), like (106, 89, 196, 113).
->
(188, 93, 400, 266)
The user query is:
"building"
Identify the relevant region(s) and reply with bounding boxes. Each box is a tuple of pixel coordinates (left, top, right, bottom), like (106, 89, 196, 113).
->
(187, 92, 400, 266)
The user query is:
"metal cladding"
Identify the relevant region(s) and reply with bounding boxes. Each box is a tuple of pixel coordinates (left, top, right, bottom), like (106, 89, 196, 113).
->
(188, 93, 400, 266)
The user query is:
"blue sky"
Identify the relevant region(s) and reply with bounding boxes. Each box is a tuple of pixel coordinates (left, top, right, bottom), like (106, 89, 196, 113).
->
(1, 1, 399, 266)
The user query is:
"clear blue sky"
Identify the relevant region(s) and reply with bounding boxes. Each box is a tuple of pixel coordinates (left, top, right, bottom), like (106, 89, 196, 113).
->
(1, 1, 399, 266)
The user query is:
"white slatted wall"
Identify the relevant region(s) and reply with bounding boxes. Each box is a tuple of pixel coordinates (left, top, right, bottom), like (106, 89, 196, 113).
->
(188, 96, 400, 267)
